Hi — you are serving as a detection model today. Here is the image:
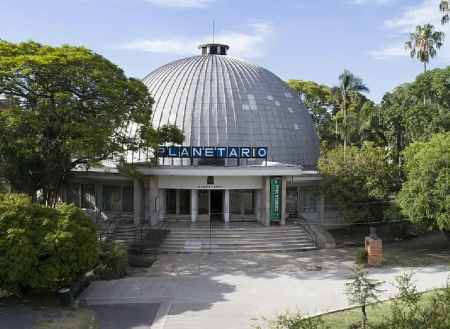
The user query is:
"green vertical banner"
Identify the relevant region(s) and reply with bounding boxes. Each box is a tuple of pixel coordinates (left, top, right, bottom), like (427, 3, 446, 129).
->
(270, 177, 282, 221)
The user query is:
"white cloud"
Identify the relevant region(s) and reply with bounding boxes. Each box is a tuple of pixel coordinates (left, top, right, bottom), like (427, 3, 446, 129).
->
(348, 0, 395, 4)
(116, 22, 274, 58)
(367, 43, 406, 59)
(383, 0, 442, 33)
(144, 0, 217, 8)
(369, 0, 450, 60)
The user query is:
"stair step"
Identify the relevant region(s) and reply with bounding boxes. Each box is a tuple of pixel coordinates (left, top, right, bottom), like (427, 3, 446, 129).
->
(156, 226, 316, 254)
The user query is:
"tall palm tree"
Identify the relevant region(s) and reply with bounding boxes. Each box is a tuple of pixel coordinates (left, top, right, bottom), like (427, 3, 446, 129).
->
(441, 1, 450, 25)
(404, 24, 445, 72)
(333, 70, 369, 152)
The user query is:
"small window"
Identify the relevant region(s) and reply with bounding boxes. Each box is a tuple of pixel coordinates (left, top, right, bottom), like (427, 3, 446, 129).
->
(102, 185, 134, 213)
(298, 190, 317, 212)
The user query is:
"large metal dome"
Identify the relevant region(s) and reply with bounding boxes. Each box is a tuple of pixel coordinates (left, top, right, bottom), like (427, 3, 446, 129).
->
(142, 44, 320, 166)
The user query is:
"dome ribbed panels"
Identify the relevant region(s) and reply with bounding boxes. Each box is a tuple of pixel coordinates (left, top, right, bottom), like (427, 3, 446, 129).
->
(142, 54, 320, 166)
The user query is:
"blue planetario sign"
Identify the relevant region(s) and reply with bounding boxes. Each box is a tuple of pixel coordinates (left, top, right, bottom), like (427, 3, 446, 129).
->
(158, 146, 267, 158)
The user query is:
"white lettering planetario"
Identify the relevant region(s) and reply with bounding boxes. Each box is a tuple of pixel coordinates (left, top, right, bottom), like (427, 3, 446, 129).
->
(159, 146, 267, 158)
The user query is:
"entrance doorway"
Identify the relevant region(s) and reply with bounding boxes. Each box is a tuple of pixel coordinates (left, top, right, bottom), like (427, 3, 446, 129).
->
(210, 190, 223, 221)
(197, 190, 224, 221)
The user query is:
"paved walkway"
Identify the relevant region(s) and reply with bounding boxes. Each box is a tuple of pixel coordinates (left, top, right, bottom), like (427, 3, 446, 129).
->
(79, 265, 450, 329)
(133, 248, 356, 277)
(2, 231, 449, 329)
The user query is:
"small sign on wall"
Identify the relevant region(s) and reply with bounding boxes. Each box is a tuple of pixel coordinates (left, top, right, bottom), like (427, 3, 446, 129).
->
(155, 197, 160, 212)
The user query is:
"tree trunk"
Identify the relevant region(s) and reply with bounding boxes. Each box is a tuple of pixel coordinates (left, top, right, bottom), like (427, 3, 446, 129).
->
(443, 229, 450, 243)
(361, 305, 367, 329)
(343, 100, 347, 158)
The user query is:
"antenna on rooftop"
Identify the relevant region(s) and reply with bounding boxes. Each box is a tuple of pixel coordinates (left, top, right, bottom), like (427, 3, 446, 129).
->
(212, 21, 215, 43)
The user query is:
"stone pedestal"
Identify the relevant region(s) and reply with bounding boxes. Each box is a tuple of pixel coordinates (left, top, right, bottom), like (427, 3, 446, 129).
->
(365, 237, 382, 267)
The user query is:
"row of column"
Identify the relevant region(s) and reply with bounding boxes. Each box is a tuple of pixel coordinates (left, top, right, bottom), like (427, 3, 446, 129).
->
(133, 176, 288, 226)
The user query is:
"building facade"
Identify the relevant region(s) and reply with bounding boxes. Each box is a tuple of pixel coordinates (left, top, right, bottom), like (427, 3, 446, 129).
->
(68, 44, 345, 228)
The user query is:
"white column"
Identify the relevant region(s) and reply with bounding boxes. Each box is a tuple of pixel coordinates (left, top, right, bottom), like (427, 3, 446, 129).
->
(95, 182, 102, 223)
(319, 196, 325, 224)
(224, 189, 230, 222)
(133, 178, 144, 225)
(255, 189, 261, 222)
(191, 189, 197, 222)
(281, 176, 287, 226)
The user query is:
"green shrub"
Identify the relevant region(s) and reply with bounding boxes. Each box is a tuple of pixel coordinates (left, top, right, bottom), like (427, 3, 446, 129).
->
(0, 193, 98, 294)
(95, 241, 130, 280)
(380, 272, 450, 328)
(355, 248, 368, 265)
(255, 309, 330, 329)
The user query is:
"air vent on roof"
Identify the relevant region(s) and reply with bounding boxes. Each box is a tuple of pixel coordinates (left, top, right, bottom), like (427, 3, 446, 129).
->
(198, 44, 230, 55)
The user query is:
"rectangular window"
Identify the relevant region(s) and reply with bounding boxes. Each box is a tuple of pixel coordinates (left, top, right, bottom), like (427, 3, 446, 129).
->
(298, 190, 317, 212)
(81, 184, 95, 209)
(122, 186, 134, 213)
(68, 183, 81, 208)
(165, 189, 191, 215)
(325, 195, 340, 211)
(286, 186, 298, 213)
(68, 183, 95, 210)
(180, 189, 191, 215)
(166, 189, 177, 214)
(230, 190, 255, 216)
(102, 185, 134, 213)
(198, 190, 209, 215)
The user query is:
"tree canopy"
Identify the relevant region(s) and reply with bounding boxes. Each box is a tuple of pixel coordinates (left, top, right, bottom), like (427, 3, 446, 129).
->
(286, 79, 336, 143)
(317, 143, 395, 223)
(332, 70, 370, 151)
(395, 132, 450, 239)
(441, 1, 450, 25)
(404, 24, 445, 72)
(0, 40, 183, 206)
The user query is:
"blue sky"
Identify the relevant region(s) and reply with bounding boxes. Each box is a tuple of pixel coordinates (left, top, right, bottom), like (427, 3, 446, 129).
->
(2, 0, 449, 103)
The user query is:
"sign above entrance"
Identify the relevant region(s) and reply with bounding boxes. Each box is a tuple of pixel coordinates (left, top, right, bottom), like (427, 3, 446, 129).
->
(158, 146, 268, 158)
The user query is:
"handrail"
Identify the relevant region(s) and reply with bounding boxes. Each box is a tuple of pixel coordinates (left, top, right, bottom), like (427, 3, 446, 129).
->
(98, 213, 122, 241)
(301, 217, 318, 248)
(152, 217, 170, 259)
(133, 215, 152, 243)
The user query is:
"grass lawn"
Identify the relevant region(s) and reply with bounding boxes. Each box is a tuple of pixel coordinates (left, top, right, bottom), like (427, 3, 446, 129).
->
(320, 289, 443, 329)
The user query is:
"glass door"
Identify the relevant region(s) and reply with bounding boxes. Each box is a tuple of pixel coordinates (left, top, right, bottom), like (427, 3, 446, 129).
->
(197, 190, 210, 221)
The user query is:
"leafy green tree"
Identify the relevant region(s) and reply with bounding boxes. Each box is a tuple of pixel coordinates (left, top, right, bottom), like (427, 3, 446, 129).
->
(357, 100, 387, 148)
(378, 73, 450, 170)
(395, 132, 450, 241)
(441, 1, 450, 25)
(287, 79, 337, 147)
(0, 40, 184, 206)
(0, 193, 98, 294)
(412, 66, 450, 111)
(317, 143, 395, 223)
(344, 265, 384, 329)
(404, 24, 445, 72)
(382, 272, 450, 328)
(332, 70, 370, 152)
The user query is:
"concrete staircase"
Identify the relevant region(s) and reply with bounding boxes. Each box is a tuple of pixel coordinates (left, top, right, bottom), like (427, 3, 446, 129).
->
(157, 226, 316, 253)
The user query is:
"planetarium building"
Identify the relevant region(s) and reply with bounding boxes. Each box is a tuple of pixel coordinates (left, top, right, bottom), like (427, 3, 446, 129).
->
(69, 44, 342, 227)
